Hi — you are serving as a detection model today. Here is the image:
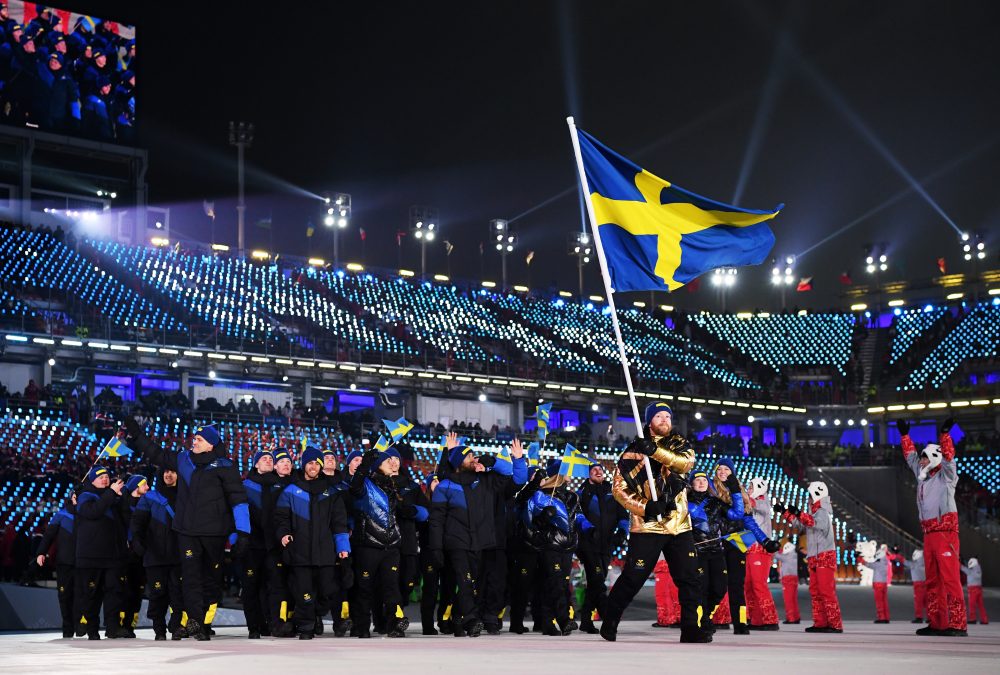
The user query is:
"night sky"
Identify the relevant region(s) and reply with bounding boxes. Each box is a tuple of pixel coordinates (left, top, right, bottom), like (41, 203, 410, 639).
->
(69, 1, 1000, 311)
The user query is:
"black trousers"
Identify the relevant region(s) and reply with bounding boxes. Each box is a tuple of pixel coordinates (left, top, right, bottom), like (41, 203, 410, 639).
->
(419, 552, 456, 630)
(289, 565, 337, 634)
(239, 548, 272, 631)
(73, 566, 124, 634)
(697, 547, 728, 627)
(177, 534, 225, 627)
(509, 548, 539, 628)
(539, 550, 573, 629)
(577, 550, 611, 623)
(478, 548, 507, 627)
(146, 564, 183, 633)
(353, 546, 402, 630)
(605, 531, 700, 630)
(724, 545, 747, 626)
(267, 550, 293, 626)
(447, 548, 482, 628)
(399, 553, 420, 605)
(123, 556, 145, 629)
(56, 564, 75, 631)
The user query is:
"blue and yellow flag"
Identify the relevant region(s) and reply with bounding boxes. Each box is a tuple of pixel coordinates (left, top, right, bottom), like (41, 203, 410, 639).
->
(100, 436, 133, 459)
(574, 127, 781, 292)
(373, 435, 391, 452)
(724, 530, 757, 554)
(496, 445, 513, 468)
(535, 403, 553, 441)
(526, 442, 541, 467)
(558, 443, 595, 479)
(299, 433, 309, 456)
(383, 417, 414, 442)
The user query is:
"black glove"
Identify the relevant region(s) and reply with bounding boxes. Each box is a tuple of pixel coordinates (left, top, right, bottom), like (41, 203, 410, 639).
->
(763, 539, 780, 554)
(478, 454, 496, 469)
(632, 437, 657, 457)
(786, 504, 800, 516)
(773, 502, 786, 514)
(541, 505, 557, 520)
(123, 416, 142, 438)
(233, 533, 250, 559)
(939, 417, 955, 435)
(398, 504, 418, 519)
(643, 498, 675, 521)
(891, 545, 900, 554)
(429, 549, 445, 569)
(896, 419, 910, 436)
(723, 473, 741, 493)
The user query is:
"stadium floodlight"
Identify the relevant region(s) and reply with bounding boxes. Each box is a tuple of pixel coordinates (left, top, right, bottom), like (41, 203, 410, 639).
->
(411, 206, 440, 279)
(491, 219, 516, 290)
(567, 231, 592, 298)
(322, 192, 352, 269)
(228, 121, 255, 256)
(711, 267, 738, 311)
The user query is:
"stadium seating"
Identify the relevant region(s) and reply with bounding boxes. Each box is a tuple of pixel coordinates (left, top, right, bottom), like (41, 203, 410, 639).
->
(958, 455, 1000, 493)
(889, 307, 945, 364)
(0, 229, 180, 332)
(0, 288, 36, 319)
(689, 312, 856, 374)
(900, 303, 1000, 390)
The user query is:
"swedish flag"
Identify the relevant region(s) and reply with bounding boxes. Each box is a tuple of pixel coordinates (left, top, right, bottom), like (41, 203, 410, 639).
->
(536, 402, 552, 442)
(724, 530, 757, 554)
(558, 443, 594, 479)
(526, 442, 541, 468)
(383, 417, 414, 442)
(373, 435, 391, 452)
(574, 127, 781, 292)
(100, 437, 133, 459)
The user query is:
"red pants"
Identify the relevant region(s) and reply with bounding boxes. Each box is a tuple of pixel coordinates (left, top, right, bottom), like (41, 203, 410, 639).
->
(713, 591, 731, 624)
(968, 586, 988, 624)
(873, 582, 889, 621)
(807, 552, 843, 630)
(913, 581, 927, 620)
(653, 560, 679, 624)
(781, 576, 800, 622)
(923, 530, 966, 631)
(745, 548, 778, 626)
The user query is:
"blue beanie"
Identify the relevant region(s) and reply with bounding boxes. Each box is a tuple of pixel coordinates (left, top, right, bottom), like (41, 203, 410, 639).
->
(344, 449, 363, 467)
(87, 465, 109, 483)
(546, 458, 562, 478)
(715, 457, 737, 475)
(321, 447, 336, 458)
(689, 470, 709, 486)
(125, 474, 148, 493)
(272, 448, 292, 465)
(301, 446, 324, 468)
(644, 401, 673, 427)
(377, 447, 401, 467)
(252, 450, 273, 468)
(448, 445, 473, 470)
(194, 424, 221, 447)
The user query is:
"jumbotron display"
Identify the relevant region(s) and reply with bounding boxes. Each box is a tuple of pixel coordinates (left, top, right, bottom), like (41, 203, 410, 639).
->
(0, 2, 136, 143)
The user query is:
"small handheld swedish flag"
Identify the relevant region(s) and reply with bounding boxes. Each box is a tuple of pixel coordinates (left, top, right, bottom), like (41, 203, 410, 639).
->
(535, 403, 553, 442)
(571, 123, 781, 292)
(373, 435, 391, 452)
(100, 436, 133, 459)
(558, 443, 595, 479)
(383, 417, 414, 442)
(724, 530, 757, 554)
(526, 442, 540, 467)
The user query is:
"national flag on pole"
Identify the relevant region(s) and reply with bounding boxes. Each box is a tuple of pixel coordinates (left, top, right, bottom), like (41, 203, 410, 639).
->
(571, 126, 781, 292)
(496, 445, 513, 469)
(373, 435, 391, 452)
(535, 402, 552, 441)
(839, 271, 853, 286)
(100, 436, 133, 459)
(525, 250, 535, 266)
(796, 276, 813, 292)
(724, 530, 757, 553)
(526, 442, 541, 467)
(306, 221, 316, 238)
(203, 200, 215, 220)
(558, 443, 594, 479)
(300, 433, 309, 456)
(936, 257, 947, 275)
(256, 216, 272, 229)
(383, 417, 414, 442)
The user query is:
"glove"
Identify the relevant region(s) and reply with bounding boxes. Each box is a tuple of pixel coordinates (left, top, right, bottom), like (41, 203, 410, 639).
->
(429, 549, 445, 570)
(123, 416, 141, 438)
(891, 545, 900, 554)
(233, 533, 250, 559)
(939, 417, 954, 435)
(786, 504, 800, 517)
(723, 473, 741, 493)
(643, 498, 675, 521)
(896, 419, 910, 436)
(478, 455, 496, 469)
(633, 437, 657, 457)
(541, 505, 557, 520)
(773, 502, 786, 514)
(763, 539, 780, 554)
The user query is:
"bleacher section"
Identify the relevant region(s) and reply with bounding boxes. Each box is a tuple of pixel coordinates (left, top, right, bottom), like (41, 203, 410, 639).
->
(689, 312, 856, 375)
(959, 455, 1000, 493)
(0, 229, 180, 332)
(900, 303, 1000, 390)
(889, 307, 945, 364)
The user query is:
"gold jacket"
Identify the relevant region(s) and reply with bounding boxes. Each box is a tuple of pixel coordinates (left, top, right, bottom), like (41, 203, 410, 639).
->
(612, 434, 695, 536)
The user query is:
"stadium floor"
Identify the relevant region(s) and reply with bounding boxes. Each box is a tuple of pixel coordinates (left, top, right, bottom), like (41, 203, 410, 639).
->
(2, 586, 998, 674)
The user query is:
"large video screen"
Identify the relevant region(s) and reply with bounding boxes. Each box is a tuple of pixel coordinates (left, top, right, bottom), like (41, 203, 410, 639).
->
(0, 2, 136, 143)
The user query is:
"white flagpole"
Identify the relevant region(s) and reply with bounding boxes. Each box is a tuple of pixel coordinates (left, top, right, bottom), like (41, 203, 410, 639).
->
(565, 116, 660, 507)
